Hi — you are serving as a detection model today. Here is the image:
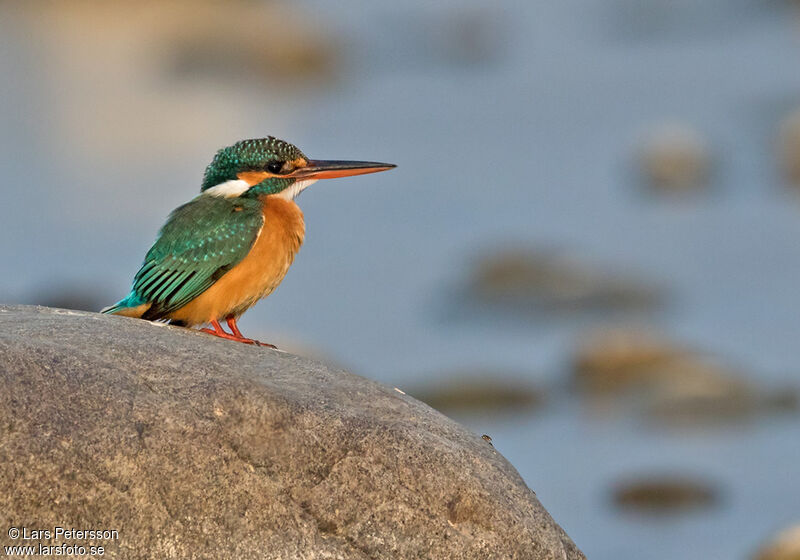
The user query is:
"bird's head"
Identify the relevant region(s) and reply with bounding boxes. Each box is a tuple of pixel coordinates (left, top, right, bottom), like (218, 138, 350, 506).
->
(200, 137, 395, 200)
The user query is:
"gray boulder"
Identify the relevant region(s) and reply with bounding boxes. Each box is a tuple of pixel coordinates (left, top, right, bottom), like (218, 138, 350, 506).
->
(0, 305, 584, 560)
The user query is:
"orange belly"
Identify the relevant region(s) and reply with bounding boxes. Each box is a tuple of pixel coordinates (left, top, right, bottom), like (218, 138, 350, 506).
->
(166, 196, 305, 326)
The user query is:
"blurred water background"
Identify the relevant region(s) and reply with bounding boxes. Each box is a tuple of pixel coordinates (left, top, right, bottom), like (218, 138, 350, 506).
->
(3, 1, 800, 558)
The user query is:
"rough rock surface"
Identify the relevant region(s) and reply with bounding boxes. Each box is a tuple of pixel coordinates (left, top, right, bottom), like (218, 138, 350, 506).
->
(0, 305, 584, 560)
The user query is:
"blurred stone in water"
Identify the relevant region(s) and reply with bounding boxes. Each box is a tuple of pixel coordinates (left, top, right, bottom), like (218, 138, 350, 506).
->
(409, 371, 545, 415)
(168, 2, 338, 84)
(611, 475, 719, 513)
(0, 0, 335, 172)
(573, 327, 689, 395)
(573, 327, 798, 426)
(639, 122, 712, 193)
(778, 109, 800, 187)
(646, 368, 799, 426)
(754, 525, 800, 560)
(467, 248, 660, 316)
(24, 0, 338, 86)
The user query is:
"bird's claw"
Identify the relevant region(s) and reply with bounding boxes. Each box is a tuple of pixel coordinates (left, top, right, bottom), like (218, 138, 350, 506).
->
(198, 326, 277, 349)
(238, 337, 277, 349)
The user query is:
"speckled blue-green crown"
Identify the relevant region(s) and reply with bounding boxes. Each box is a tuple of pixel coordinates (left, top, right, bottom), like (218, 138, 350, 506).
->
(201, 137, 307, 191)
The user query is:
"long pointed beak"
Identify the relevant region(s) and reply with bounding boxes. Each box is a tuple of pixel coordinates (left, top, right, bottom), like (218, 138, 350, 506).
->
(294, 160, 396, 179)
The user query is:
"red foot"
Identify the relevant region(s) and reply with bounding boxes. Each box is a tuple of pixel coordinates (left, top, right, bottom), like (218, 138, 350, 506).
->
(226, 317, 277, 348)
(198, 319, 276, 349)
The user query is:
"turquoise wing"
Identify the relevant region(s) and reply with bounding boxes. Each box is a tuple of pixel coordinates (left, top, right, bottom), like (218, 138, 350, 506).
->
(131, 195, 264, 319)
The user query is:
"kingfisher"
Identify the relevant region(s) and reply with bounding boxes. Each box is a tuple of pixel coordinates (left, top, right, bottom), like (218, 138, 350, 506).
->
(103, 137, 395, 346)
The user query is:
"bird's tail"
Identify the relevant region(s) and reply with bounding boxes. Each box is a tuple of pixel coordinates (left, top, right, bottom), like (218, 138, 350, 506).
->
(101, 293, 151, 318)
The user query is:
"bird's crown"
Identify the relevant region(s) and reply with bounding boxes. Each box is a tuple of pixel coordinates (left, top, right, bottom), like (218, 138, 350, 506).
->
(201, 137, 307, 191)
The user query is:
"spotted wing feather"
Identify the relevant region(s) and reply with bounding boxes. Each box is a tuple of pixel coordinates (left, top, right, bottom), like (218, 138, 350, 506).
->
(131, 195, 264, 319)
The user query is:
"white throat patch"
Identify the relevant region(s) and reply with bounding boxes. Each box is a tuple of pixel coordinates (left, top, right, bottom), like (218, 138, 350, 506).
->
(203, 178, 318, 200)
(203, 179, 250, 198)
(274, 179, 318, 200)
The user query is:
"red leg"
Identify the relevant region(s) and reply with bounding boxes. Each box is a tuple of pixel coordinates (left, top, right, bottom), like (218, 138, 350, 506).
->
(204, 316, 276, 349)
(199, 319, 249, 342)
(226, 317, 245, 338)
(225, 317, 277, 349)
(198, 318, 273, 348)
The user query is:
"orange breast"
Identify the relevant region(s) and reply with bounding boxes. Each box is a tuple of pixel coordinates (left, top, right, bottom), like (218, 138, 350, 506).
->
(167, 196, 305, 326)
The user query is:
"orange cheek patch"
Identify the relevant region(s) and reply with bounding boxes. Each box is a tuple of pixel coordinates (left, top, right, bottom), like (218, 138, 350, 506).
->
(290, 157, 308, 170)
(238, 171, 272, 185)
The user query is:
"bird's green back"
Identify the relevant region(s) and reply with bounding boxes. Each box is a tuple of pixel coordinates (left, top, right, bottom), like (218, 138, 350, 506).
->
(132, 195, 264, 318)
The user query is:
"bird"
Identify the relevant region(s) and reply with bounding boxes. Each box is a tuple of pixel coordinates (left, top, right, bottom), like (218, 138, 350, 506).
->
(103, 136, 395, 347)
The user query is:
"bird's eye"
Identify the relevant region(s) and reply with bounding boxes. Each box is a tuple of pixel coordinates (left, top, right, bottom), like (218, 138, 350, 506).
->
(266, 161, 285, 174)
